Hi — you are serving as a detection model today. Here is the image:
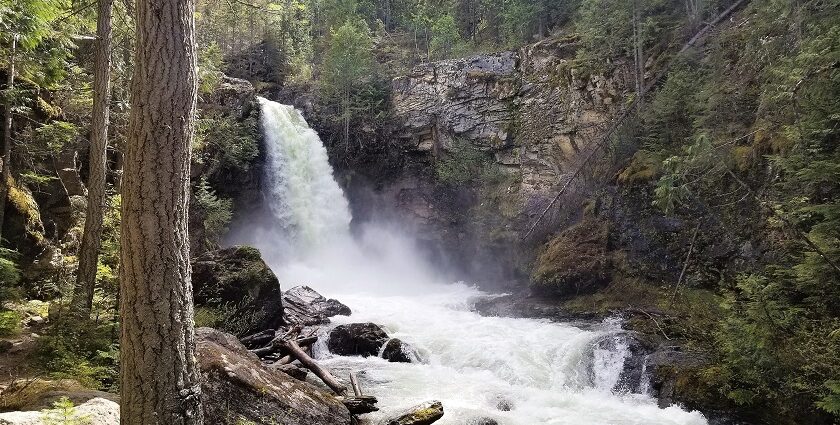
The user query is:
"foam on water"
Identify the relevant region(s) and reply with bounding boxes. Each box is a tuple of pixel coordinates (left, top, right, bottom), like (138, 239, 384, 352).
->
(233, 98, 708, 425)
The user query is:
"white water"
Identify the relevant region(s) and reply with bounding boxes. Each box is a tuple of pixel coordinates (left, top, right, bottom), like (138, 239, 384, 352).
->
(236, 98, 708, 425)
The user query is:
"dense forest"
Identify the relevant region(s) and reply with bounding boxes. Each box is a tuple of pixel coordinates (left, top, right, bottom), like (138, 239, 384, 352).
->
(0, 0, 838, 424)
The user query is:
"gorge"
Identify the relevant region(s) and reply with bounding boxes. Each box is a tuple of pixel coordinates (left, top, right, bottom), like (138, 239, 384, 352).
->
(232, 97, 708, 424)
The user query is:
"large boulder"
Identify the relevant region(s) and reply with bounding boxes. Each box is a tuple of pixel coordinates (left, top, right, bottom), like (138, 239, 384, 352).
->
(0, 397, 119, 425)
(384, 401, 444, 425)
(328, 323, 389, 357)
(197, 327, 351, 425)
(192, 246, 283, 336)
(282, 286, 351, 326)
(0, 379, 117, 412)
(530, 217, 611, 297)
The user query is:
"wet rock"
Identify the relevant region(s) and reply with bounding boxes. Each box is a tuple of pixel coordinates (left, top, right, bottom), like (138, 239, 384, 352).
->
(283, 286, 351, 326)
(468, 419, 499, 425)
(191, 246, 284, 336)
(328, 323, 389, 357)
(472, 294, 599, 323)
(381, 338, 414, 363)
(197, 327, 351, 425)
(384, 400, 444, 425)
(0, 397, 119, 425)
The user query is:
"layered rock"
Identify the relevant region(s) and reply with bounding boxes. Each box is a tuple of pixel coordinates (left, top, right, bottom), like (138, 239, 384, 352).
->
(282, 286, 351, 326)
(191, 246, 284, 336)
(197, 327, 351, 425)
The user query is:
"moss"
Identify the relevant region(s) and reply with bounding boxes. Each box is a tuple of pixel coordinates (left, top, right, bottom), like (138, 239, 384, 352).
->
(531, 217, 610, 296)
(617, 150, 660, 184)
(5, 176, 45, 242)
(731, 145, 754, 172)
(0, 379, 87, 411)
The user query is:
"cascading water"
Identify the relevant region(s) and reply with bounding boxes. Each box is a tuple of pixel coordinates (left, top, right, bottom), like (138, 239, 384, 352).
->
(238, 98, 708, 424)
(258, 97, 352, 249)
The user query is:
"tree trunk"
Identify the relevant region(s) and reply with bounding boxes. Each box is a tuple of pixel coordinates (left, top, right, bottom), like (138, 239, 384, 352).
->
(0, 35, 17, 242)
(71, 0, 114, 318)
(119, 0, 202, 422)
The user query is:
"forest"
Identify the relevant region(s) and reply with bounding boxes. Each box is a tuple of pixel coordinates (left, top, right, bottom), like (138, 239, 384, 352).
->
(0, 0, 838, 424)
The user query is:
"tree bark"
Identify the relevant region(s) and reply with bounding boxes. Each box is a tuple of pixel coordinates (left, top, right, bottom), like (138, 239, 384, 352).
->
(71, 0, 114, 318)
(0, 34, 17, 242)
(119, 0, 202, 422)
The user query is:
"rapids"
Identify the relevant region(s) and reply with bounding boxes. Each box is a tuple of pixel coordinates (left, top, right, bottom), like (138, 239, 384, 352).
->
(230, 97, 708, 425)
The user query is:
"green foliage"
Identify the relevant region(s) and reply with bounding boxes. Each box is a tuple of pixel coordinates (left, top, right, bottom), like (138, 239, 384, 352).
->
(195, 178, 233, 247)
(434, 140, 490, 185)
(195, 115, 260, 173)
(41, 397, 92, 425)
(0, 248, 22, 302)
(0, 310, 22, 337)
(429, 14, 460, 59)
(198, 41, 223, 94)
(34, 321, 120, 391)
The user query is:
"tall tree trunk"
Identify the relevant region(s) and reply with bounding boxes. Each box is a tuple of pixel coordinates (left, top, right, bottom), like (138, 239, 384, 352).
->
(71, 0, 114, 318)
(119, 0, 202, 422)
(0, 35, 17, 242)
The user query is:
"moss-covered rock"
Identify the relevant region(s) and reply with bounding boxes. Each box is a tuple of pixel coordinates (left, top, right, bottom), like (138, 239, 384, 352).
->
(530, 217, 611, 296)
(197, 327, 350, 425)
(384, 400, 444, 425)
(191, 246, 283, 336)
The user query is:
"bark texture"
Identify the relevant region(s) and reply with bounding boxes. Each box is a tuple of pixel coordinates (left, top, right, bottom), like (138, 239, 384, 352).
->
(119, 0, 202, 422)
(72, 0, 113, 317)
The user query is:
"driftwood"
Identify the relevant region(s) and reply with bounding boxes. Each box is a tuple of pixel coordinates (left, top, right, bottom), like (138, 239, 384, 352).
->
(341, 371, 378, 414)
(339, 395, 379, 415)
(239, 329, 275, 348)
(280, 339, 348, 395)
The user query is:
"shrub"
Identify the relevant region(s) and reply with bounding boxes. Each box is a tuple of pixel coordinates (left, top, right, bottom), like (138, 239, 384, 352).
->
(33, 321, 119, 391)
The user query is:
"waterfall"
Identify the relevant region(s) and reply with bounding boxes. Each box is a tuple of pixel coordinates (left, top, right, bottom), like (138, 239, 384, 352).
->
(258, 97, 351, 249)
(245, 99, 707, 425)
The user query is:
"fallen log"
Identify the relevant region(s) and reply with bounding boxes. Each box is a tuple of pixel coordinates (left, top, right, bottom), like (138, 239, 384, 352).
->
(349, 371, 363, 397)
(239, 329, 275, 349)
(250, 334, 318, 358)
(279, 339, 347, 395)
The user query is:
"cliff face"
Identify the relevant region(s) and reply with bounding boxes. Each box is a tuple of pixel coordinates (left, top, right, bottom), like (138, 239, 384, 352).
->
(348, 37, 632, 287)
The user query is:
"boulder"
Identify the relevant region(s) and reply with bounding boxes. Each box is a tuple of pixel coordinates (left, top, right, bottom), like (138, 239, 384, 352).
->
(191, 246, 283, 336)
(0, 379, 117, 412)
(381, 338, 414, 363)
(0, 397, 119, 425)
(282, 286, 351, 326)
(328, 323, 389, 357)
(384, 401, 444, 425)
(197, 327, 350, 425)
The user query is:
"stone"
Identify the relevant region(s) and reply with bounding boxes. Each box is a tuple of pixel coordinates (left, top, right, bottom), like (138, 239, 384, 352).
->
(0, 379, 118, 412)
(380, 338, 413, 363)
(25, 316, 44, 327)
(0, 397, 119, 425)
(328, 323, 389, 357)
(197, 327, 351, 425)
(191, 246, 284, 336)
(384, 400, 444, 425)
(0, 340, 13, 353)
(270, 363, 308, 381)
(283, 286, 351, 326)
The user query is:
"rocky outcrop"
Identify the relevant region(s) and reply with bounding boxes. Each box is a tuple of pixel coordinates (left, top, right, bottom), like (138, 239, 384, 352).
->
(282, 286, 351, 326)
(197, 327, 351, 425)
(327, 323, 389, 357)
(0, 379, 118, 412)
(384, 400, 444, 425)
(191, 246, 283, 336)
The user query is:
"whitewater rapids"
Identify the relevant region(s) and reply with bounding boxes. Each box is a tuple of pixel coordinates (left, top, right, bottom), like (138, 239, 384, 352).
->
(230, 98, 708, 425)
